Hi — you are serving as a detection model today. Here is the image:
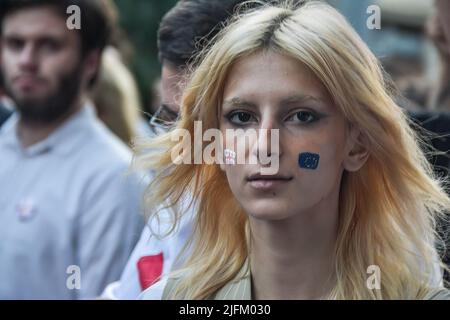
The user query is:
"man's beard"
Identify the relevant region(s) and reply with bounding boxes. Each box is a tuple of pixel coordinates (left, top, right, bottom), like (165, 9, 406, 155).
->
(4, 63, 83, 125)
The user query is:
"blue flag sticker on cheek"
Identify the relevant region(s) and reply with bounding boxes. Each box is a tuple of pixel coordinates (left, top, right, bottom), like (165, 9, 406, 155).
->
(299, 152, 320, 170)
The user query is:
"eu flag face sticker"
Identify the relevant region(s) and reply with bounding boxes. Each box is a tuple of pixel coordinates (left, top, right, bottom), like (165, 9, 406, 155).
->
(299, 152, 320, 170)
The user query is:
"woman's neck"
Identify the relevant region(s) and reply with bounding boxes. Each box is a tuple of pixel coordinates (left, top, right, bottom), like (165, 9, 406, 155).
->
(249, 187, 340, 300)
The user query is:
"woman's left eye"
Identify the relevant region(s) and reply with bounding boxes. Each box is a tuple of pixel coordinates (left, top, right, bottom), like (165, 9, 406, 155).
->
(287, 111, 319, 124)
(226, 111, 256, 125)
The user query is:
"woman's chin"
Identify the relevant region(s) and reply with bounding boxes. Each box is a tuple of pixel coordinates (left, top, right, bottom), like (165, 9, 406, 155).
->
(244, 199, 295, 221)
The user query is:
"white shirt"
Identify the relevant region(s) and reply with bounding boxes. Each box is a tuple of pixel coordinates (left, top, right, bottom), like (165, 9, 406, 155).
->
(101, 197, 194, 300)
(0, 105, 145, 299)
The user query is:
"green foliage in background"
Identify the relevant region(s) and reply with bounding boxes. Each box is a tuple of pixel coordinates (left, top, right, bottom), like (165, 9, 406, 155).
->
(113, 0, 178, 113)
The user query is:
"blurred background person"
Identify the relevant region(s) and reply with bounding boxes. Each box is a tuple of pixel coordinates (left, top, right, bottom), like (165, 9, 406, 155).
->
(428, 0, 450, 110)
(329, 0, 435, 110)
(91, 46, 150, 146)
(101, 0, 248, 300)
(0, 0, 144, 299)
(88, 0, 151, 146)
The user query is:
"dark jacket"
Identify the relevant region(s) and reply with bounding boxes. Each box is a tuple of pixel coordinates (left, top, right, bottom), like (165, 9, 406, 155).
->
(409, 111, 450, 180)
(409, 110, 450, 284)
(0, 102, 12, 128)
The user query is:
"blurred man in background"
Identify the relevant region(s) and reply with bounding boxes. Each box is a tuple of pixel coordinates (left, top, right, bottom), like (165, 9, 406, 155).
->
(0, 0, 144, 299)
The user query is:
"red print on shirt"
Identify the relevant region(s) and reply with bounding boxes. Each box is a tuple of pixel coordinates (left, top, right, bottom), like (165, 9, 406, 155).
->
(137, 253, 164, 290)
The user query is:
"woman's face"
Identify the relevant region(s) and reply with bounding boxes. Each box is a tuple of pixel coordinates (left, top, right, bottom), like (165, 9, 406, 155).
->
(219, 51, 361, 221)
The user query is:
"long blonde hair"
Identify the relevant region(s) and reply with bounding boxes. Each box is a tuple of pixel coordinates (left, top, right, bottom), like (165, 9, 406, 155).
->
(135, 0, 450, 299)
(91, 47, 142, 145)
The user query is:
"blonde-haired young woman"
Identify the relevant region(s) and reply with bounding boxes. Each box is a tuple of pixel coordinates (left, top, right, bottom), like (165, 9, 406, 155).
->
(138, 0, 450, 299)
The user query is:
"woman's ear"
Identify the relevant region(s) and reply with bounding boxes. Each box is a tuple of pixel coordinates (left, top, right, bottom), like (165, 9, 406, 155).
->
(343, 125, 370, 172)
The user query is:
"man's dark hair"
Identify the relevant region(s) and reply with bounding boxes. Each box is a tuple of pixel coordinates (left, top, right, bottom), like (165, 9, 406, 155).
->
(0, 0, 115, 58)
(157, 0, 247, 69)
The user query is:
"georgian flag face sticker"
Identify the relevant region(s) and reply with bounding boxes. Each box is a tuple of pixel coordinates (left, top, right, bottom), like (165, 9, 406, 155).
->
(137, 253, 164, 290)
(224, 149, 237, 165)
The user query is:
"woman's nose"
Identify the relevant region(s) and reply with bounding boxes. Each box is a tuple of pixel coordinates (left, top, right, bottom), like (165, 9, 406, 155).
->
(251, 118, 282, 165)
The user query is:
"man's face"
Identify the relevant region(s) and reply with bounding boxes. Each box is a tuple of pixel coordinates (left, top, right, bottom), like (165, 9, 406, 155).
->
(150, 63, 185, 134)
(0, 6, 85, 124)
(161, 63, 184, 114)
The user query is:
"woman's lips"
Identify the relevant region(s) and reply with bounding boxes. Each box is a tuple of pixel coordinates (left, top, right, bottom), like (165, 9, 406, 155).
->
(248, 177, 292, 190)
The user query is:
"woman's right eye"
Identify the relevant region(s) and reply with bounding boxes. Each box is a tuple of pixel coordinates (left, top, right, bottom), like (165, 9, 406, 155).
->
(226, 111, 256, 125)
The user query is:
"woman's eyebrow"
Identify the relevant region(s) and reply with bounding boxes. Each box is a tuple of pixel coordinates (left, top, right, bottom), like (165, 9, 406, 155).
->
(280, 94, 325, 105)
(222, 95, 328, 112)
(222, 97, 257, 109)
